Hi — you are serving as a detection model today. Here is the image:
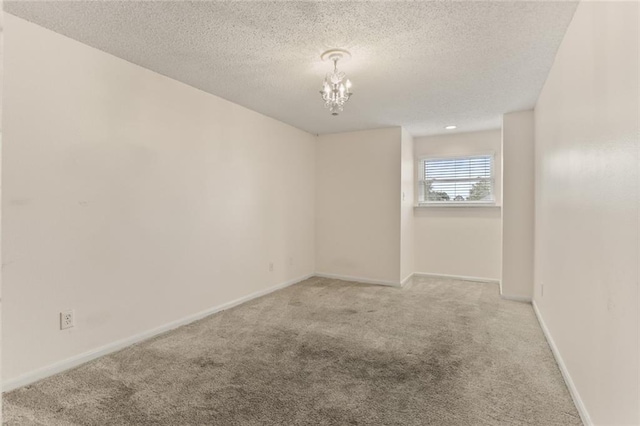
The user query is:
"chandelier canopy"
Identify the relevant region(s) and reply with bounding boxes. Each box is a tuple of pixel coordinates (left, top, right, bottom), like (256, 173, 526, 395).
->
(320, 49, 353, 116)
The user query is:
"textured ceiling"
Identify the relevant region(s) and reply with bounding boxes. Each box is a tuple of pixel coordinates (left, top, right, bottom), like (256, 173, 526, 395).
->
(5, 1, 578, 136)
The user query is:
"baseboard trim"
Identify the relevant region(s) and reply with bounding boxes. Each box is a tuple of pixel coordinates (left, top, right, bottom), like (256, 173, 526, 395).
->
(532, 301, 592, 426)
(2, 273, 314, 393)
(314, 272, 401, 288)
(400, 273, 414, 287)
(413, 272, 500, 284)
(500, 294, 532, 303)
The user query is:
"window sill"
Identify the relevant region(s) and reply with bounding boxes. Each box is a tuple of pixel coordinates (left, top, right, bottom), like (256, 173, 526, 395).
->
(414, 203, 501, 208)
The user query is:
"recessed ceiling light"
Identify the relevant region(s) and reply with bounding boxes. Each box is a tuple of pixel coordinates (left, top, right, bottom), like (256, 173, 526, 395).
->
(445, 125, 457, 130)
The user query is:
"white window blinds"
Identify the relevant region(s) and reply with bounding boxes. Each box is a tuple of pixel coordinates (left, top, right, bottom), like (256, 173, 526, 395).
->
(419, 155, 494, 204)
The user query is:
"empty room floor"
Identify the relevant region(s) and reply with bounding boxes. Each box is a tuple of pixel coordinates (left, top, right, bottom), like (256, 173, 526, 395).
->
(3, 276, 580, 425)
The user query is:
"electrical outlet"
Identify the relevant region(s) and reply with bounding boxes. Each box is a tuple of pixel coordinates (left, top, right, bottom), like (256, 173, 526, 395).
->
(60, 310, 75, 330)
(269, 262, 274, 272)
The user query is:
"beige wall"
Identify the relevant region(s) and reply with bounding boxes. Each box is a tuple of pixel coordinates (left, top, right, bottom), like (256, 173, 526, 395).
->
(400, 128, 414, 284)
(315, 128, 402, 285)
(2, 15, 316, 383)
(501, 111, 534, 300)
(414, 130, 502, 281)
(0, 6, 3, 423)
(533, 1, 639, 424)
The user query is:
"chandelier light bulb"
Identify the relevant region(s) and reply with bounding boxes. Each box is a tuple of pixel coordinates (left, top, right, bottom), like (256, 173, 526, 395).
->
(319, 49, 353, 116)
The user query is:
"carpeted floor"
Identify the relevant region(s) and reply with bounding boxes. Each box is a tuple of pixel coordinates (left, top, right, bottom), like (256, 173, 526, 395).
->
(3, 276, 581, 425)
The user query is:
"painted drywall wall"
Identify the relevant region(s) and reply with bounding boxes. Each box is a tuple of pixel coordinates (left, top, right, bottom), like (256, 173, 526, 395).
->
(400, 128, 414, 284)
(315, 128, 402, 285)
(2, 14, 316, 383)
(533, 1, 639, 424)
(501, 111, 534, 300)
(414, 130, 502, 281)
(0, 8, 4, 422)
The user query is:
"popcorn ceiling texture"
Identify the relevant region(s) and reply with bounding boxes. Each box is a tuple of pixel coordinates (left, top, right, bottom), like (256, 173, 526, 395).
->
(3, 276, 581, 425)
(3, 1, 577, 135)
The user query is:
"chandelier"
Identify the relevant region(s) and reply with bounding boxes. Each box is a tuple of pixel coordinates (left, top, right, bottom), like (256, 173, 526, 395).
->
(320, 49, 353, 116)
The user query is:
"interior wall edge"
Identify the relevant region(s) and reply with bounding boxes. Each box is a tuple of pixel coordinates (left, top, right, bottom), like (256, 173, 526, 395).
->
(314, 127, 403, 284)
(1, 273, 315, 394)
(314, 273, 402, 288)
(499, 294, 531, 303)
(400, 273, 414, 287)
(532, 301, 592, 426)
(413, 272, 500, 284)
(3, 13, 318, 382)
(0, 11, 316, 139)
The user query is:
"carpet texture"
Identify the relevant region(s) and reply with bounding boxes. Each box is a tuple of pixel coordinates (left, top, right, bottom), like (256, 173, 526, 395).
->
(3, 276, 581, 425)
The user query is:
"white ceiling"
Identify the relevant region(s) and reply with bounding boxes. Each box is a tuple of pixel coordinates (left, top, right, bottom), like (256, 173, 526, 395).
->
(5, 1, 578, 136)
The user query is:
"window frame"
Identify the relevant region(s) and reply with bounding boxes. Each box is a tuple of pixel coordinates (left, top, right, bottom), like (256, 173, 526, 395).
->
(416, 153, 497, 207)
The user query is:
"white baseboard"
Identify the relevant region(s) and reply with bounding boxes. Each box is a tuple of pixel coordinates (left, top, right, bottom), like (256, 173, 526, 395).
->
(532, 301, 592, 426)
(413, 272, 500, 284)
(500, 293, 532, 303)
(400, 273, 414, 287)
(2, 273, 314, 393)
(314, 272, 401, 288)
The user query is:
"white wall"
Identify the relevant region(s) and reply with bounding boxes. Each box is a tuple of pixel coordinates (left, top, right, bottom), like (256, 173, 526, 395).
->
(533, 1, 639, 424)
(0, 6, 4, 422)
(501, 111, 534, 300)
(400, 128, 414, 284)
(315, 128, 402, 285)
(2, 14, 316, 383)
(414, 130, 502, 281)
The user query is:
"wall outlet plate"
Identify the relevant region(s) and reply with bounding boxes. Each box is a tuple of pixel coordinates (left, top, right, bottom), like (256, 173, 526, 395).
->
(60, 310, 75, 330)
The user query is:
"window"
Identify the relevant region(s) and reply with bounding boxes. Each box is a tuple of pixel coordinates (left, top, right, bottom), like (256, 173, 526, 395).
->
(418, 154, 495, 205)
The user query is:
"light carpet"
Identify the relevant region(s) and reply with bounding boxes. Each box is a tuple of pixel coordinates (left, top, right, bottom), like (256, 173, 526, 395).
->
(3, 276, 581, 425)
